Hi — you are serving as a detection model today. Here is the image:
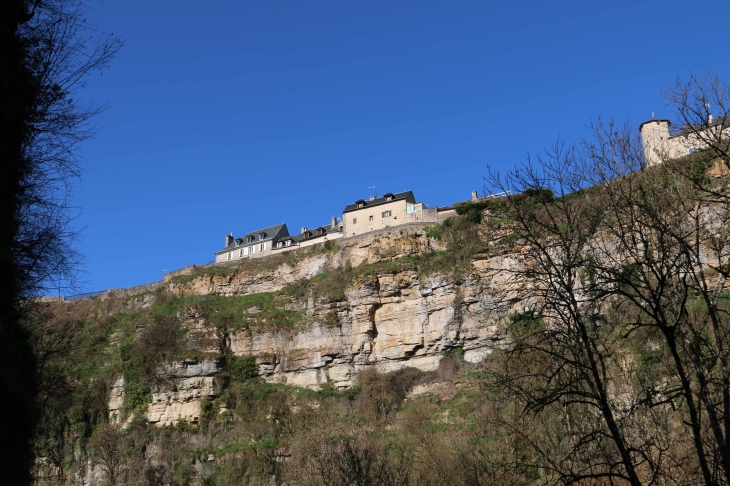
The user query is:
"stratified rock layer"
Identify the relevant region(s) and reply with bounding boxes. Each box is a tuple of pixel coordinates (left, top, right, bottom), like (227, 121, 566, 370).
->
(147, 360, 220, 426)
(109, 226, 516, 425)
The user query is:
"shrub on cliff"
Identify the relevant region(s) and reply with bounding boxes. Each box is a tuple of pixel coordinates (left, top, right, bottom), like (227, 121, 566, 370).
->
(229, 355, 259, 382)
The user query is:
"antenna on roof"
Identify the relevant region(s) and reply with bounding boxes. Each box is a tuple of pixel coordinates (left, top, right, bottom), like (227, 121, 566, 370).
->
(367, 185, 377, 198)
(652, 112, 654, 118)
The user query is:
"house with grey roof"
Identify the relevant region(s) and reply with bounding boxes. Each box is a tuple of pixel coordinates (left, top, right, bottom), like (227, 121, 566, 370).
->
(215, 223, 289, 263)
(273, 217, 343, 252)
(342, 190, 419, 236)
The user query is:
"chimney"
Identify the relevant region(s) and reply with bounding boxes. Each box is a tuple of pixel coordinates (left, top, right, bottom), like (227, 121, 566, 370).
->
(225, 234, 233, 247)
(331, 216, 337, 228)
(709, 113, 714, 124)
(471, 190, 478, 201)
(301, 227, 307, 234)
(369, 196, 376, 201)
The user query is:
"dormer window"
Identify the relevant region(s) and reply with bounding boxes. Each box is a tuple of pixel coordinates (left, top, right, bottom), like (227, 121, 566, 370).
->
(384, 193, 394, 202)
(276, 242, 283, 249)
(317, 228, 325, 235)
(259, 233, 265, 241)
(285, 240, 292, 247)
(246, 236, 254, 244)
(356, 200, 366, 208)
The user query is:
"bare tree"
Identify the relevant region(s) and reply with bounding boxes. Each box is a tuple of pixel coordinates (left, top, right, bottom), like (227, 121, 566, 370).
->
(90, 423, 127, 486)
(663, 73, 730, 175)
(485, 142, 648, 484)
(484, 99, 730, 484)
(0, 1, 120, 482)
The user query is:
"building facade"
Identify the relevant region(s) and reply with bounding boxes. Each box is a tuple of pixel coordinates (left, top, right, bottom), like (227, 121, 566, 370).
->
(215, 223, 289, 263)
(640, 115, 728, 166)
(272, 217, 344, 253)
(342, 191, 418, 237)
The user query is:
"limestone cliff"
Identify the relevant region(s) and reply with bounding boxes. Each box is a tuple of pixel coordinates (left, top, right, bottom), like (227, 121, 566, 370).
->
(104, 224, 516, 426)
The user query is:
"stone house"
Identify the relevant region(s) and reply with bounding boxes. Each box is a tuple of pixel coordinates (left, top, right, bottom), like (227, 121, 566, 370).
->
(342, 191, 421, 237)
(215, 223, 289, 263)
(640, 114, 729, 166)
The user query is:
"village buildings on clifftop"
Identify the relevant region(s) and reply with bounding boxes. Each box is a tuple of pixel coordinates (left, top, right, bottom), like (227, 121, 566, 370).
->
(215, 190, 457, 263)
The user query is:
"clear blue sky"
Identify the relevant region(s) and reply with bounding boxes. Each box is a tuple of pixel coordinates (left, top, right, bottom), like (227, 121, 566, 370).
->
(72, 0, 730, 292)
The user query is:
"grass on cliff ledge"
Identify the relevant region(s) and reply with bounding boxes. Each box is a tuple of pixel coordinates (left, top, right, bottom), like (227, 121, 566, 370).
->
(150, 293, 306, 333)
(169, 240, 341, 286)
(276, 214, 494, 303)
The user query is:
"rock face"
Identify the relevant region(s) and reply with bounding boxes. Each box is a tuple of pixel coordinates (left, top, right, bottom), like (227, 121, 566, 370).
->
(108, 226, 517, 425)
(146, 360, 220, 426)
(167, 225, 434, 298)
(232, 265, 507, 389)
(108, 376, 125, 423)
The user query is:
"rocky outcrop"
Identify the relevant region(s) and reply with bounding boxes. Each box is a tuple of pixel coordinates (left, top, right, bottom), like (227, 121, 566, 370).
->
(146, 359, 220, 426)
(108, 376, 125, 423)
(167, 225, 435, 298)
(229, 267, 507, 390)
(107, 226, 518, 425)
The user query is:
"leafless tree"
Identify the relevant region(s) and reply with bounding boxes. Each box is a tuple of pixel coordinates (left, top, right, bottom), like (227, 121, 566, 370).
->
(663, 73, 730, 175)
(485, 141, 649, 485)
(484, 95, 730, 483)
(1, 1, 120, 482)
(90, 423, 127, 486)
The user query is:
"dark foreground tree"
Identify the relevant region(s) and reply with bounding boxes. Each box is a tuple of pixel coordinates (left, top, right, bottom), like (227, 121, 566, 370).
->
(484, 74, 730, 484)
(0, 1, 120, 482)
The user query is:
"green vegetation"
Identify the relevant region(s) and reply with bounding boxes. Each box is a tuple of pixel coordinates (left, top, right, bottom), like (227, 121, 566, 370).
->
(228, 355, 259, 382)
(423, 223, 444, 240)
(151, 293, 305, 333)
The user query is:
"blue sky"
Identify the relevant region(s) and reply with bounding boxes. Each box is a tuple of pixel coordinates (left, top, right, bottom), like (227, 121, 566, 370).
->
(71, 0, 730, 292)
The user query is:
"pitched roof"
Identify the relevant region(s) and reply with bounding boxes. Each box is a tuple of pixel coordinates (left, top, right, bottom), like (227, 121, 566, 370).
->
(342, 190, 416, 213)
(217, 223, 288, 253)
(277, 223, 342, 245)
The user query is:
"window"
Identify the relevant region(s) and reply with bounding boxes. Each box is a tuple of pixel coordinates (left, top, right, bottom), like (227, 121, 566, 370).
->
(357, 202, 365, 208)
(317, 228, 325, 235)
(407, 204, 415, 214)
(247, 236, 254, 243)
(260, 243, 266, 252)
(276, 242, 282, 249)
(382, 210, 391, 218)
(385, 196, 393, 201)
(259, 233, 265, 241)
(227, 252, 232, 261)
(286, 240, 292, 247)
(353, 218, 357, 224)
(239, 249, 243, 257)
(247, 246, 254, 255)
(369, 215, 373, 221)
